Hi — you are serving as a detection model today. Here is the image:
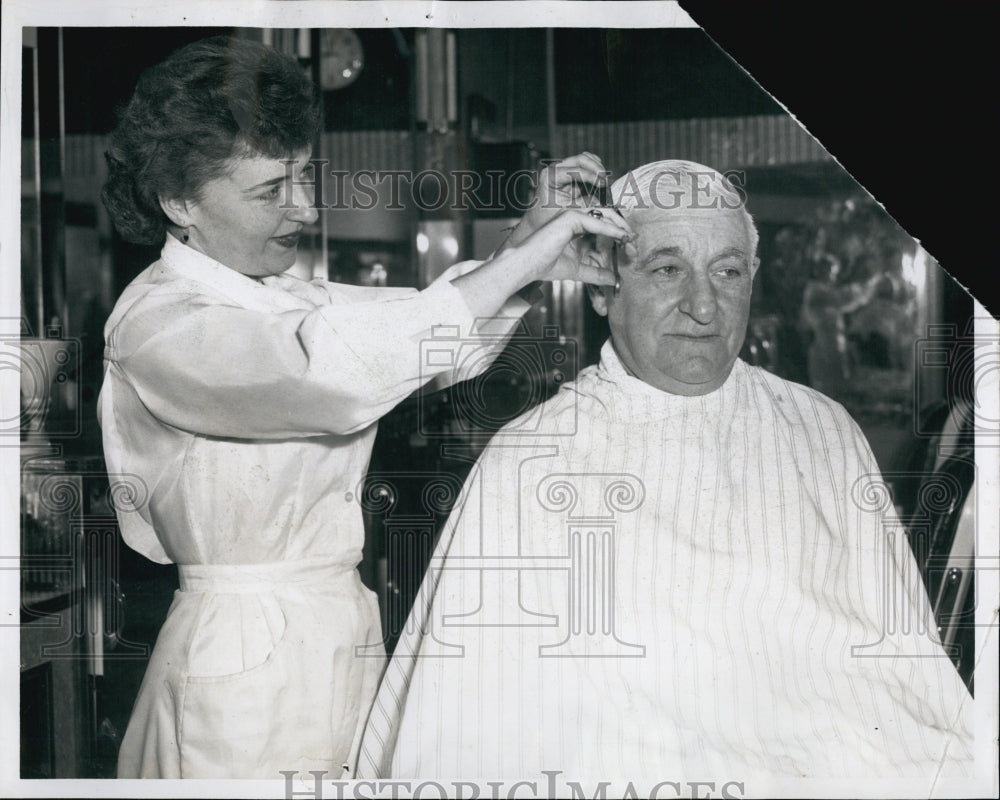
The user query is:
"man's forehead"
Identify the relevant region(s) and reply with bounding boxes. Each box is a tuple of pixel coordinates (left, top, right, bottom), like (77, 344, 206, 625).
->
(628, 204, 751, 253)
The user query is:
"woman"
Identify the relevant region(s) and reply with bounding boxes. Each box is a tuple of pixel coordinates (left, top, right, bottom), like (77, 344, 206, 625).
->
(98, 35, 629, 779)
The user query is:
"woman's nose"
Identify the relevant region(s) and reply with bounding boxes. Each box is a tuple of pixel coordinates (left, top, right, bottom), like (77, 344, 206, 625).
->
(678, 274, 718, 324)
(287, 180, 319, 225)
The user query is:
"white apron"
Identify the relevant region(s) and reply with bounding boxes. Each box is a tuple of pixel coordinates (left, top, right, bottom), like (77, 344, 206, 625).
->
(123, 558, 382, 778)
(101, 235, 528, 777)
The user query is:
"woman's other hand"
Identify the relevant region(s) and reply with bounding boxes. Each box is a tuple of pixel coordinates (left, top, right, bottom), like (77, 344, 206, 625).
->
(451, 206, 632, 319)
(500, 152, 613, 251)
(505, 205, 632, 286)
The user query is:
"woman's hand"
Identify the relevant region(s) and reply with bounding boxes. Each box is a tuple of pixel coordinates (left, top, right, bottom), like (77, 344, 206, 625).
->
(500, 152, 614, 251)
(452, 207, 632, 320)
(505, 206, 632, 286)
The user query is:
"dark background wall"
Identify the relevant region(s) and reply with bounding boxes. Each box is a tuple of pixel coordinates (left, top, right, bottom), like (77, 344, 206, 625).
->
(679, 0, 997, 317)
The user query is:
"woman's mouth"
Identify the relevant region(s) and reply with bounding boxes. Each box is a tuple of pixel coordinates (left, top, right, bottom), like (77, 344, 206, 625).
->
(272, 232, 301, 248)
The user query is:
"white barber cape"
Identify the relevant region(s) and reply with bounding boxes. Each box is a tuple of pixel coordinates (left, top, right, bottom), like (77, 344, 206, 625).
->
(358, 341, 974, 790)
(99, 233, 529, 778)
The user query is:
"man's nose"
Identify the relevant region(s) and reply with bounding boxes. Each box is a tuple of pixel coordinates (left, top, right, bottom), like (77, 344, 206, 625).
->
(678, 274, 718, 324)
(287, 180, 319, 225)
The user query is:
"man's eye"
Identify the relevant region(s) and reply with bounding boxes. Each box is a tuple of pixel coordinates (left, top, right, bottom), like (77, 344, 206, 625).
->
(651, 264, 679, 276)
(715, 264, 744, 278)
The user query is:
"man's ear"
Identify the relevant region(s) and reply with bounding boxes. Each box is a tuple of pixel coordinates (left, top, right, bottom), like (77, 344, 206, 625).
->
(587, 283, 610, 317)
(750, 255, 761, 279)
(158, 194, 194, 229)
(583, 239, 616, 317)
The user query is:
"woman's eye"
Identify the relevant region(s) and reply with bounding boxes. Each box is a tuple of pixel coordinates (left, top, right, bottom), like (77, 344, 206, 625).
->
(257, 185, 282, 201)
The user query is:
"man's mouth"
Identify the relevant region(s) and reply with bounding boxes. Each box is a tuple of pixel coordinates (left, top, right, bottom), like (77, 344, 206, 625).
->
(667, 333, 720, 340)
(272, 232, 301, 248)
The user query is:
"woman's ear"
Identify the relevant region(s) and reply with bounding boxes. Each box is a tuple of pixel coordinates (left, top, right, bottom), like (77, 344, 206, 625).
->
(158, 194, 194, 229)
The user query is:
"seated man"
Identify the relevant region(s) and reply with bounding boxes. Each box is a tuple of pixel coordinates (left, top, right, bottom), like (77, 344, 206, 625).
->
(357, 160, 974, 792)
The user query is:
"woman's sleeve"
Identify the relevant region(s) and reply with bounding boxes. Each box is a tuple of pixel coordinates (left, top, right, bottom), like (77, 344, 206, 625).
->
(111, 272, 530, 439)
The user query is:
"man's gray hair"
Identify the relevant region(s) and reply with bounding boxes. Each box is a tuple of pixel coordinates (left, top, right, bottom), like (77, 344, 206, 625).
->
(610, 159, 759, 260)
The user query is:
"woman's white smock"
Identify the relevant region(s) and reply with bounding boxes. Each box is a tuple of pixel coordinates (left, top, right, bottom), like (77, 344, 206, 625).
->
(99, 234, 528, 778)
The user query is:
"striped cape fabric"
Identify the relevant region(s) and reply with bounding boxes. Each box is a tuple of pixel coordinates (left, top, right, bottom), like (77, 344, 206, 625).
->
(357, 341, 974, 793)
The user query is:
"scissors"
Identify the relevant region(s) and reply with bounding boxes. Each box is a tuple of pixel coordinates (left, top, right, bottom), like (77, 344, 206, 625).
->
(587, 181, 621, 295)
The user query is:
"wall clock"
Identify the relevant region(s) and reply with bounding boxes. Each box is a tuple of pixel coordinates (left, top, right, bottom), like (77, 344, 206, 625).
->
(320, 29, 364, 90)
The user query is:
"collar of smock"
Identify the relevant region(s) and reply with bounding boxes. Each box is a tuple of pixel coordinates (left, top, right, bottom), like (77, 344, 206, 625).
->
(158, 233, 312, 312)
(582, 338, 749, 422)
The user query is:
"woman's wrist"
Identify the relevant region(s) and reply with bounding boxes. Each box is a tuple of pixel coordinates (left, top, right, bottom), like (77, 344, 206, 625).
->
(487, 244, 543, 291)
(515, 281, 544, 305)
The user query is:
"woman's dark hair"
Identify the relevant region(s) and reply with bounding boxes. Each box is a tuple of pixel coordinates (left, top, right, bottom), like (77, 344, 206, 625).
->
(101, 35, 320, 245)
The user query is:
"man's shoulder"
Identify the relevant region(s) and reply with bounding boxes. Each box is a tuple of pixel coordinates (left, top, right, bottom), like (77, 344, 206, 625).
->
(505, 380, 589, 434)
(474, 368, 602, 458)
(743, 362, 859, 430)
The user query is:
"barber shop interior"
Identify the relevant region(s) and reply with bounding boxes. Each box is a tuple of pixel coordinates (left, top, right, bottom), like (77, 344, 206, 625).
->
(18, 26, 980, 779)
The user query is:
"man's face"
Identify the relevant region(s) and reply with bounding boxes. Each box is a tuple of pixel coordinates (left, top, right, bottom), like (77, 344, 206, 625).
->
(591, 203, 758, 396)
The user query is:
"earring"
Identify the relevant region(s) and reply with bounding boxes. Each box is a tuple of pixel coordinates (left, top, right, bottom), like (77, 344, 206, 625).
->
(182, 229, 190, 244)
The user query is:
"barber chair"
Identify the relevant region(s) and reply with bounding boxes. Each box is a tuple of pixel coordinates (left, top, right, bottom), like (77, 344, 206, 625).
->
(904, 399, 976, 693)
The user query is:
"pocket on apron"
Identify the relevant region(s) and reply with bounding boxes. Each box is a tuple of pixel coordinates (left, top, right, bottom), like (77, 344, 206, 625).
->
(178, 593, 291, 777)
(184, 592, 287, 680)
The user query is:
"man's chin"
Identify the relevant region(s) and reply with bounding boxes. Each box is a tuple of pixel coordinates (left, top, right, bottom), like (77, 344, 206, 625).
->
(644, 358, 735, 396)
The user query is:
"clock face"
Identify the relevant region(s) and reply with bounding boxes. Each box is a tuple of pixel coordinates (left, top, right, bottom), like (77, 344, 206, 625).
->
(320, 29, 364, 90)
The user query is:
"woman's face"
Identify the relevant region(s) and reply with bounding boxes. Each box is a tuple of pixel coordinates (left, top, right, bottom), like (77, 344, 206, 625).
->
(182, 148, 318, 278)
